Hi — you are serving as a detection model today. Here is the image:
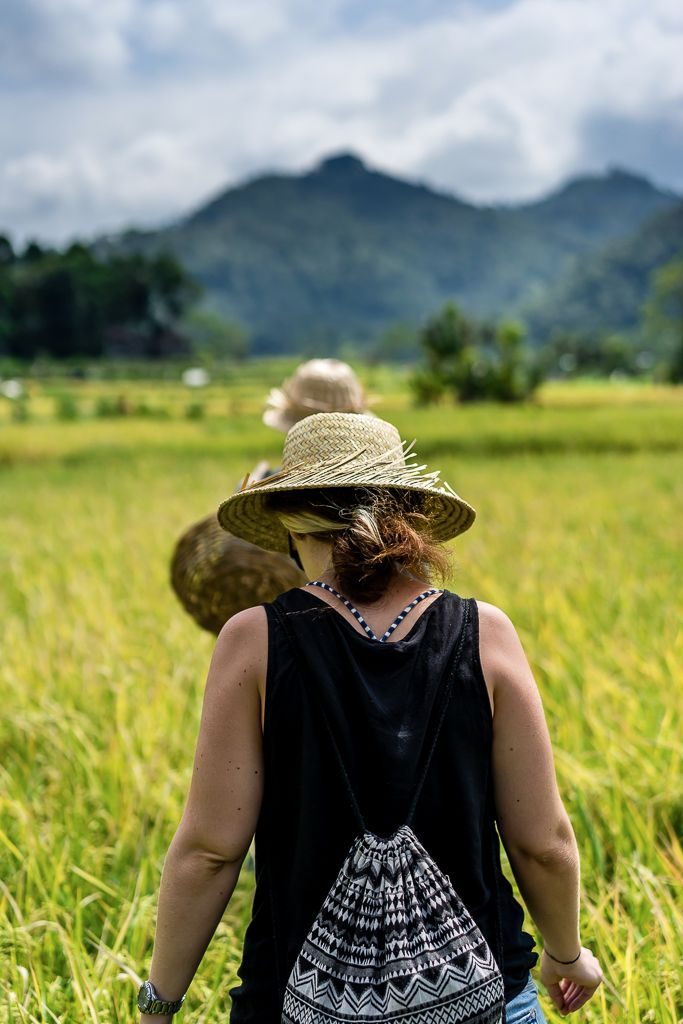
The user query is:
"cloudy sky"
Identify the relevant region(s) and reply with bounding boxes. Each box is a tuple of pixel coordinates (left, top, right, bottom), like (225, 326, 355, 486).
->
(1, 0, 682, 244)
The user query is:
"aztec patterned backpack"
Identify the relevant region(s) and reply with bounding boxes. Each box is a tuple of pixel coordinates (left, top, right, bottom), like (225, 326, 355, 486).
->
(275, 600, 505, 1024)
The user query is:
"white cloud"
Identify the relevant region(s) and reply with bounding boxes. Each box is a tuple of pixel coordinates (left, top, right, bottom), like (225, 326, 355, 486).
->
(0, 0, 133, 83)
(133, 2, 185, 51)
(0, 0, 681, 243)
(0, 134, 223, 239)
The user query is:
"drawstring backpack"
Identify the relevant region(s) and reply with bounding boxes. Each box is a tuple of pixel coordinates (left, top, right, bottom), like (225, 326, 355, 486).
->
(274, 601, 505, 1024)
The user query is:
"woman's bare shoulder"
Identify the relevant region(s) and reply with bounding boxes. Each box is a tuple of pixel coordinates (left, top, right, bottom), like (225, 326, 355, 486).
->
(216, 604, 268, 645)
(211, 606, 269, 685)
(476, 600, 521, 659)
(476, 599, 516, 632)
(475, 600, 535, 706)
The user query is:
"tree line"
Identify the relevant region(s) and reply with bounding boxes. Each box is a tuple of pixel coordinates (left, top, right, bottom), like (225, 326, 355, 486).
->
(0, 237, 200, 361)
(1, 234, 681, 399)
(404, 255, 683, 403)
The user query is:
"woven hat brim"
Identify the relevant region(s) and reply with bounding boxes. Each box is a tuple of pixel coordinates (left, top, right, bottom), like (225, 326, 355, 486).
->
(218, 478, 475, 554)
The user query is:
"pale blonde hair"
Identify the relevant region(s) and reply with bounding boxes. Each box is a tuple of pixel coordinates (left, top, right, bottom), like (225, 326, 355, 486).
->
(276, 506, 382, 547)
(268, 488, 450, 603)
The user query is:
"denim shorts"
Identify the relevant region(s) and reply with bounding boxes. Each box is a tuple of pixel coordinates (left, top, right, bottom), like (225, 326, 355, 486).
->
(505, 973, 548, 1024)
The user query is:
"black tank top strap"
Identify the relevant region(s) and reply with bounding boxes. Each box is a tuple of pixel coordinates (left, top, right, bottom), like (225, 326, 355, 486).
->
(405, 599, 469, 826)
(272, 602, 367, 833)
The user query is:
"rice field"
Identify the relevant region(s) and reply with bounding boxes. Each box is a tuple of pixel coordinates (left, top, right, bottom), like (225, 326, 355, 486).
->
(1, 370, 682, 1022)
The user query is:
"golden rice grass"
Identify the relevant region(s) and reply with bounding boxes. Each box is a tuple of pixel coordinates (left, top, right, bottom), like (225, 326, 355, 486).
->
(1, 377, 682, 1022)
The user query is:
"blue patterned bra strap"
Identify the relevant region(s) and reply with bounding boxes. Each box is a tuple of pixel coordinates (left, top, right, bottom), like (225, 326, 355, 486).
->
(306, 580, 440, 643)
(380, 589, 441, 640)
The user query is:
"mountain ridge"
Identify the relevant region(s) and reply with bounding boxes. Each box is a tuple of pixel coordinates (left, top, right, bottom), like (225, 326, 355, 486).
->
(108, 152, 680, 352)
(522, 199, 683, 339)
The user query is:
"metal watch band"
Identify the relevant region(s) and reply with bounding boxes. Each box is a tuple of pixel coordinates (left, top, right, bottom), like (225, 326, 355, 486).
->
(148, 996, 184, 1015)
(138, 981, 185, 1015)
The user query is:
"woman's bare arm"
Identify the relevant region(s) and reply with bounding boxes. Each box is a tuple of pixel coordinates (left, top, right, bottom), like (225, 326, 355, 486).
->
(478, 601, 603, 1015)
(140, 606, 267, 1022)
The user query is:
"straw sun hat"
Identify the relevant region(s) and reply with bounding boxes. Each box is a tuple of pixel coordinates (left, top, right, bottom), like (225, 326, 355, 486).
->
(170, 361, 367, 633)
(262, 358, 369, 433)
(218, 412, 476, 553)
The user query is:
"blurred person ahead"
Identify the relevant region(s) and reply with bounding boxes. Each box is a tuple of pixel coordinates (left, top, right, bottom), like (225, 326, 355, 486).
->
(140, 412, 603, 1024)
(170, 359, 370, 635)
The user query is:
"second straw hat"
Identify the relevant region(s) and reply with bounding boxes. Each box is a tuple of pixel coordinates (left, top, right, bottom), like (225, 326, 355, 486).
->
(263, 358, 368, 433)
(218, 412, 475, 553)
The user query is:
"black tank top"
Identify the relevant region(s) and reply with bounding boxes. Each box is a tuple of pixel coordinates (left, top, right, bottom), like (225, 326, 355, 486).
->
(229, 587, 537, 1022)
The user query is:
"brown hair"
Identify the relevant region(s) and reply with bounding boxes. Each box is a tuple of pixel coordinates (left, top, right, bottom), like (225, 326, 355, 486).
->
(267, 487, 450, 603)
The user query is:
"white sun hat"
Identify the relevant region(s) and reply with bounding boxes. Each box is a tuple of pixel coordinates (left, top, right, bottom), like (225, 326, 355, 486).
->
(262, 359, 369, 433)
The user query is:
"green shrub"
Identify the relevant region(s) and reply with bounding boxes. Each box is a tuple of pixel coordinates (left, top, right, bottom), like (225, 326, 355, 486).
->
(54, 392, 80, 420)
(134, 400, 171, 419)
(409, 368, 447, 406)
(411, 304, 543, 404)
(94, 395, 133, 418)
(185, 401, 205, 420)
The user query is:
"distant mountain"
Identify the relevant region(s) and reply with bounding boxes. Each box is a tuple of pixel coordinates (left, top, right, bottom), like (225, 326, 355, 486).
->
(110, 153, 679, 352)
(523, 200, 683, 340)
(515, 167, 677, 247)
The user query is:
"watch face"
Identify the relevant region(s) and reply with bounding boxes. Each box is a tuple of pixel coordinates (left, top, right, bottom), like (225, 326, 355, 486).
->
(137, 981, 154, 1011)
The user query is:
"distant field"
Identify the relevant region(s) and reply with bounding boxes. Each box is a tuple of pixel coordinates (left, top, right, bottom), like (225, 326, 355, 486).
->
(1, 372, 682, 1022)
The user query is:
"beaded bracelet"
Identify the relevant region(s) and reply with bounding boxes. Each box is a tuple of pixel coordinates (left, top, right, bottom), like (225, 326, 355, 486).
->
(544, 947, 582, 965)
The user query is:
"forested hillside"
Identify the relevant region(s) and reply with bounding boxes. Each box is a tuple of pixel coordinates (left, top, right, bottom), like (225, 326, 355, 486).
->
(521, 202, 683, 339)
(108, 153, 678, 352)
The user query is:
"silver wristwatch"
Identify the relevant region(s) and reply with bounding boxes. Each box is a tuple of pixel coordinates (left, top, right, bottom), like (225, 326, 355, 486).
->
(137, 980, 185, 1015)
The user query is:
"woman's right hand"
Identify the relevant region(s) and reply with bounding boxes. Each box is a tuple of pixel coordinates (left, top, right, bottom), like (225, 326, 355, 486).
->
(540, 947, 604, 1015)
